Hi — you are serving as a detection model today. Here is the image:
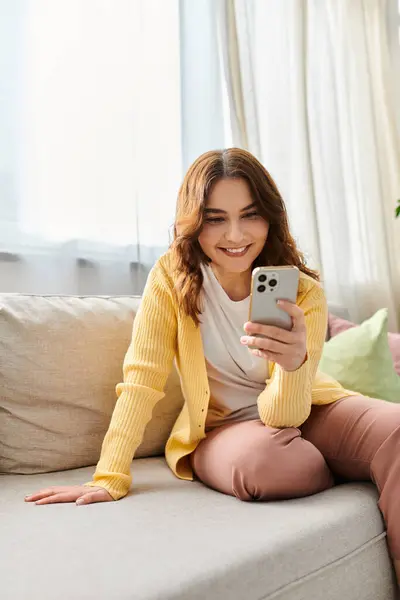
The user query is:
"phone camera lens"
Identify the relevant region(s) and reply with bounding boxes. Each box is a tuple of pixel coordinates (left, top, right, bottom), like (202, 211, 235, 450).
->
(257, 285, 266, 293)
(269, 279, 277, 287)
(258, 274, 267, 282)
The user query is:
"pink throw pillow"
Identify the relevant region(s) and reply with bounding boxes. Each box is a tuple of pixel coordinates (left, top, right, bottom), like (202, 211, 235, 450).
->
(328, 313, 400, 376)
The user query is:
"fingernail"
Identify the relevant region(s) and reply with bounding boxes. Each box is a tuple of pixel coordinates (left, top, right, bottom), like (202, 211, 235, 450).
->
(76, 498, 84, 505)
(240, 337, 248, 344)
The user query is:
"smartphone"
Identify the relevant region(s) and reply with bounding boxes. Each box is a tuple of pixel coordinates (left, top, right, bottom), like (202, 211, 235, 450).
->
(248, 266, 300, 348)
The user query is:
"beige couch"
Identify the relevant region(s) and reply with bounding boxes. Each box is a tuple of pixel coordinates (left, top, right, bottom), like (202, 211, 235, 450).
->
(0, 294, 398, 600)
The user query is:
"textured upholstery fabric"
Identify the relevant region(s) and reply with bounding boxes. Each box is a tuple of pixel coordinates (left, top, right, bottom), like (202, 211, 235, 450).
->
(0, 294, 184, 474)
(1, 459, 396, 600)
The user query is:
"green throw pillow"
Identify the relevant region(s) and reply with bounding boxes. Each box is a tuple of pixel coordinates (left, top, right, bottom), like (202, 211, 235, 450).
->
(320, 308, 400, 403)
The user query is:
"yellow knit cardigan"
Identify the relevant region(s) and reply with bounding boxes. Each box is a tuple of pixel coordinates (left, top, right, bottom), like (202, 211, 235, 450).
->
(85, 252, 354, 500)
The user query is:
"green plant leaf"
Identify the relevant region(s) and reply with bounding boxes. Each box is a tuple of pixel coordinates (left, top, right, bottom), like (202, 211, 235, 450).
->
(396, 204, 400, 218)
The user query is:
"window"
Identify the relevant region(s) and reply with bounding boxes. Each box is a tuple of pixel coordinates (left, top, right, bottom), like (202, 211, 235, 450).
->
(0, 0, 230, 264)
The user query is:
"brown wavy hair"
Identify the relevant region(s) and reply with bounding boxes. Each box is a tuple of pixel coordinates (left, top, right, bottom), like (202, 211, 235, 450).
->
(170, 148, 319, 325)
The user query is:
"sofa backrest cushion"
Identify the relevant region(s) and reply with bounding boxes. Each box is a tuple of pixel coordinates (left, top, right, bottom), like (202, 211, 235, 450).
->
(0, 294, 184, 475)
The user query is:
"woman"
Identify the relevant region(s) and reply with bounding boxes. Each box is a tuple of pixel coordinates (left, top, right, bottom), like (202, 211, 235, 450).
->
(25, 148, 400, 586)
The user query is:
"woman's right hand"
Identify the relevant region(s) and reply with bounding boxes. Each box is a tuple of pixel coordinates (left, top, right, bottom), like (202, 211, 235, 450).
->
(24, 485, 114, 505)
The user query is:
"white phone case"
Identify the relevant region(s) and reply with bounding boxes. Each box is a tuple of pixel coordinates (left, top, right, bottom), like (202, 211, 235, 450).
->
(248, 266, 300, 347)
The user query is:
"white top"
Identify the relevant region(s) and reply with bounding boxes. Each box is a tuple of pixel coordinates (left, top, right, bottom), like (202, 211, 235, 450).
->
(199, 264, 269, 431)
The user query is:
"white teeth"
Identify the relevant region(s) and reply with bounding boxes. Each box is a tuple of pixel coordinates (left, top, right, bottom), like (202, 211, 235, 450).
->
(223, 246, 247, 254)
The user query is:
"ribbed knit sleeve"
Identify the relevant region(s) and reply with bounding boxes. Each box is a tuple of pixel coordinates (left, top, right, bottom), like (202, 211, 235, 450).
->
(257, 282, 328, 428)
(84, 261, 177, 500)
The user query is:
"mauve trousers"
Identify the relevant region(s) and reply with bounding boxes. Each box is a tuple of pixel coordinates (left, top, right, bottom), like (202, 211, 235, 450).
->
(190, 395, 400, 560)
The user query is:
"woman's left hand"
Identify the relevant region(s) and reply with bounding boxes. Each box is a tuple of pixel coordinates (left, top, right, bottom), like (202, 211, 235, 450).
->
(241, 300, 307, 372)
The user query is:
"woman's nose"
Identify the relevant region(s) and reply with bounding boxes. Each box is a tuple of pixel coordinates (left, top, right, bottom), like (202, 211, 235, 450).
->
(225, 220, 245, 243)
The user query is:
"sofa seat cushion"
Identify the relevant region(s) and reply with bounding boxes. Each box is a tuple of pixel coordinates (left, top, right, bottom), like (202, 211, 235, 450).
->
(1, 458, 396, 600)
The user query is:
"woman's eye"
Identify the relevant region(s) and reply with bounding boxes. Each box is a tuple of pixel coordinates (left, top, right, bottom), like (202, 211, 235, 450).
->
(205, 217, 224, 224)
(205, 212, 258, 224)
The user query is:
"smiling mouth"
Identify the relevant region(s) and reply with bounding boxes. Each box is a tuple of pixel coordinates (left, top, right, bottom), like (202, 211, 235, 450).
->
(219, 245, 251, 257)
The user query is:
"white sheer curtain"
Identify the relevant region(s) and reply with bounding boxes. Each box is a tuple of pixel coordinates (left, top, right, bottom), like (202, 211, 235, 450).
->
(222, 0, 400, 331)
(2, 0, 400, 320)
(0, 0, 230, 294)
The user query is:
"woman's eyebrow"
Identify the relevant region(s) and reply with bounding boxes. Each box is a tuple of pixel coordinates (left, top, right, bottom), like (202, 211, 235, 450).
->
(204, 202, 256, 214)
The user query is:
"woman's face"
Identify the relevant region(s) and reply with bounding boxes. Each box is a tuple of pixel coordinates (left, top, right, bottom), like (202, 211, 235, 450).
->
(198, 178, 269, 274)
